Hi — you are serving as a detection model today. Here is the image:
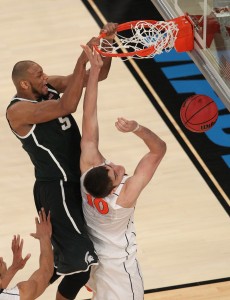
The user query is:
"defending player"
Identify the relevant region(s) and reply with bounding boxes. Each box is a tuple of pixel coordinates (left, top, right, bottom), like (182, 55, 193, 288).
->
(79, 45, 166, 299)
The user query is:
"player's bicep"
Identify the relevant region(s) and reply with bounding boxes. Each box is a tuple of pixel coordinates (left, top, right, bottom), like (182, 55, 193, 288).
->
(123, 154, 163, 207)
(80, 141, 104, 173)
(133, 152, 164, 189)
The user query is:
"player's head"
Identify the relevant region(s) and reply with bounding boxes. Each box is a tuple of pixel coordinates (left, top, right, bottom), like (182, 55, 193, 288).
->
(84, 163, 125, 198)
(12, 60, 48, 98)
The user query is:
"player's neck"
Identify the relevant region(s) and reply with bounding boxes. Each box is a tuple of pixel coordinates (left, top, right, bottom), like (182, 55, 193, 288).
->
(16, 90, 39, 101)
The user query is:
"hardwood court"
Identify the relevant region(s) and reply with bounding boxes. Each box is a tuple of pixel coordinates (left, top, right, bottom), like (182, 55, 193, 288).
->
(0, 1, 230, 299)
(144, 281, 230, 300)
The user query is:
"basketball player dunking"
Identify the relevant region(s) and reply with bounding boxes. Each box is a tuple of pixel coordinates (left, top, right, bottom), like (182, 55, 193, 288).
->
(6, 23, 118, 300)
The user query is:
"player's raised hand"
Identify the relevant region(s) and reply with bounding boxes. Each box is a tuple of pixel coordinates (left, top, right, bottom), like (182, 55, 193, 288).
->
(100, 22, 118, 40)
(11, 235, 31, 272)
(115, 117, 140, 133)
(30, 208, 52, 241)
(78, 37, 101, 65)
(81, 44, 103, 71)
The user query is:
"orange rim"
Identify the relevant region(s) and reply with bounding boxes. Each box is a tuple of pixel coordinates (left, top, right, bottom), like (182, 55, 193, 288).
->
(94, 16, 194, 57)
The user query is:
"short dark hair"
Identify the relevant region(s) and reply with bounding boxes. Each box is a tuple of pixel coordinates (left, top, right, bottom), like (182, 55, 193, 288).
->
(12, 60, 36, 85)
(83, 166, 114, 198)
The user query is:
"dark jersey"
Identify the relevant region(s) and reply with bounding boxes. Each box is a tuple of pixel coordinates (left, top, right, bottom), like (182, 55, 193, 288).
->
(7, 85, 98, 277)
(7, 84, 81, 182)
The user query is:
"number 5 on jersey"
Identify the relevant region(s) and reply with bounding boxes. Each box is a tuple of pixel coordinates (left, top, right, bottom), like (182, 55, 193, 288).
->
(58, 117, 71, 130)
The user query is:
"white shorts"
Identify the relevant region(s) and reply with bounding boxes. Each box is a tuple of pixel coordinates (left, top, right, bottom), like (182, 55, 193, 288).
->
(87, 255, 144, 300)
(0, 286, 20, 300)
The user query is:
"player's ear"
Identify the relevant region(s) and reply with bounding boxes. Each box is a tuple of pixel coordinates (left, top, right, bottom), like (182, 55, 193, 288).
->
(20, 80, 29, 90)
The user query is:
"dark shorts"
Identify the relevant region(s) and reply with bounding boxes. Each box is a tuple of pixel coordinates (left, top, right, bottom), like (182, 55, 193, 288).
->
(33, 179, 98, 275)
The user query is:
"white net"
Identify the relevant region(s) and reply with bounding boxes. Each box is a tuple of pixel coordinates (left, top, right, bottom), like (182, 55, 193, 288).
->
(98, 20, 180, 59)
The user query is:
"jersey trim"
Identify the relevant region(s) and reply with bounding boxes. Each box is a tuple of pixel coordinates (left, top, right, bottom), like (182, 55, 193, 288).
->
(11, 97, 38, 103)
(12, 124, 36, 139)
(60, 179, 81, 234)
(48, 87, 59, 95)
(123, 261, 135, 298)
(32, 133, 68, 181)
(136, 258, 144, 291)
(56, 261, 98, 276)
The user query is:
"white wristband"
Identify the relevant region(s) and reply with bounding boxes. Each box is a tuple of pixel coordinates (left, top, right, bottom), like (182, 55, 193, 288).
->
(132, 123, 140, 132)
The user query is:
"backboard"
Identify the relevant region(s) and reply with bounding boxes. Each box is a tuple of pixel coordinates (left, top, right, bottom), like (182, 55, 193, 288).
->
(153, 0, 230, 111)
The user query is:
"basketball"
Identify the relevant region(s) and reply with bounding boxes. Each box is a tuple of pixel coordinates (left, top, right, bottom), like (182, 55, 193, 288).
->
(180, 95, 218, 133)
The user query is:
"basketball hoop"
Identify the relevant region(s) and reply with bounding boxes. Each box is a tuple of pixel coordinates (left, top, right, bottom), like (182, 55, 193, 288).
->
(94, 16, 194, 59)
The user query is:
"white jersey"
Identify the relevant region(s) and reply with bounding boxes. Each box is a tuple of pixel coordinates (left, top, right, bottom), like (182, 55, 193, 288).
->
(0, 286, 20, 300)
(81, 169, 137, 260)
(81, 164, 144, 299)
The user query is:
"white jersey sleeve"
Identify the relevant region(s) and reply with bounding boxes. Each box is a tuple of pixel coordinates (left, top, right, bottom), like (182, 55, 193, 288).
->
(0, 286, 20, 300)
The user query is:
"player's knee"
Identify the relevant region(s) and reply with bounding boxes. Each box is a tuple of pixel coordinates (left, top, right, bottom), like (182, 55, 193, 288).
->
(58, 270, 90, 299)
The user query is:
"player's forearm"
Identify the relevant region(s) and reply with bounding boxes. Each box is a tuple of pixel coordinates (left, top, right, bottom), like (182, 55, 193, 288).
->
(39, 237, 53, 277)
(134, 125, 167, 155)
(83, 68, 100, 113)
(81, 68, 101, 144)
(60, 57, 87, 114)
(98, 57, 112, 81)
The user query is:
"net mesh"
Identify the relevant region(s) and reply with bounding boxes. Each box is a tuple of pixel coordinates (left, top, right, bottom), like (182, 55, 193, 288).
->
(98, 20, 180, 59)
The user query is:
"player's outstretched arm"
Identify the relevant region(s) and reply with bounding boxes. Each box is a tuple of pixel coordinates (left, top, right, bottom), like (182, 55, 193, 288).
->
(80, 45, 105, 173)
(116, 117, 166, 207)
(98, 22, 118, 81)
(17, 208, 53, 300)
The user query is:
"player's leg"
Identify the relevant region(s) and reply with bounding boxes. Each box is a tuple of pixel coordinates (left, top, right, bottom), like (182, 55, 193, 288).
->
(34, 180, 97, 299)
(56, 270, 91, 300)
(89, 255, 144, 300)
